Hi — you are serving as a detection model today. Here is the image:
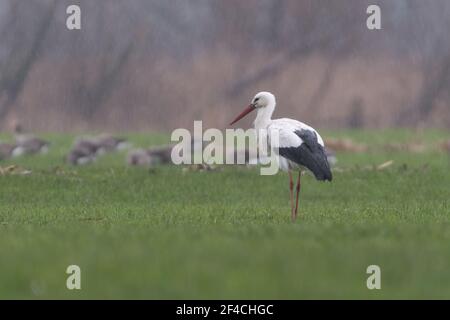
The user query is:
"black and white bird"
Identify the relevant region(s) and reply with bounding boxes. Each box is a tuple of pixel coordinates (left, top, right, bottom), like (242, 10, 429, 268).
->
(96, 134, 129, 152)
(12, 123, 50, 156)
(230, 91, 332, 221)
(65, 138, 102, 165)
(127, 145, 173, 166)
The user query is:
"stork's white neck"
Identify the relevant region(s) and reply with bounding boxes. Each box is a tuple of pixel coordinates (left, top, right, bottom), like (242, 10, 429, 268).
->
(254, 102, 275, 130)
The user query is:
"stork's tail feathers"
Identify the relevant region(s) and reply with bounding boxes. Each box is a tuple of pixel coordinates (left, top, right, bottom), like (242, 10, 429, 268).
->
(305, 146, 332, 182)
(315, 157, 332, 182)
(278, 129, 333, 182)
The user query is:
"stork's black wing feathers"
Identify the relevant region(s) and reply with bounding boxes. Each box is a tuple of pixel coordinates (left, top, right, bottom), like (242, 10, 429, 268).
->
(279, 129, 332, 181)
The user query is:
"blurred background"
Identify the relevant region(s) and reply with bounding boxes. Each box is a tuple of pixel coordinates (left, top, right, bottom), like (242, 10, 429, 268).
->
(0, 0, 449, 133)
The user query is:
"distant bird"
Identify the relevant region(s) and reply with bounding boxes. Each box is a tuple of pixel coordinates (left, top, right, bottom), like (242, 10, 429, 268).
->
(12, 122, 50, 156)
(230, 91, 332, 221)
(0, 143, 19, 160)
(14, 137, 50, 156)
(66, 138, 101, 165)
(127, 149, 155, 166)
(96, 134, 129, 152)
(127, 145, 173, 166)
(73, 138, 103, 155)
(66, 147, 96, 166)
(147, 145, 173, 164)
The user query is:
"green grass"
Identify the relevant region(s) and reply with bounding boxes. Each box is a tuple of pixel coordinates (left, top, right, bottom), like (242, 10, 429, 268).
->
(0, 129, 450, 299)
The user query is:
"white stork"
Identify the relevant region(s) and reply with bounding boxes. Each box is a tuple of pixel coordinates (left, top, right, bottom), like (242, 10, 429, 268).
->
(230, 91, 332, 221)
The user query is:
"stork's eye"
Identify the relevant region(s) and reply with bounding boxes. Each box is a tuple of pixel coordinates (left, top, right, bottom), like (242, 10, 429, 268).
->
(254, 98, 260, 102)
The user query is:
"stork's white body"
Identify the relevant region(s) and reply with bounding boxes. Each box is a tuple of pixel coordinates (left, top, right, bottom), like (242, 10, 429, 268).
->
(260, 119, 326, 172)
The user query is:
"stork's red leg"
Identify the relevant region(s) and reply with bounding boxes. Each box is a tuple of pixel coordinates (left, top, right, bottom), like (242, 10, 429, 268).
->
(294, 171, 301, 220)
(289, 170, 294, 221)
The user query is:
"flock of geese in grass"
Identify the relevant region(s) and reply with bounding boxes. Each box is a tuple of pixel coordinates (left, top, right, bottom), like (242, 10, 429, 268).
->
(0, 131, 176, 167)
(0, 122, 186, 167)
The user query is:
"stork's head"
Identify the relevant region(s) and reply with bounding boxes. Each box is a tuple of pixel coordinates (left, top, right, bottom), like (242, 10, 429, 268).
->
(230, 91, 276, 125)
(251, 91, 276, 109)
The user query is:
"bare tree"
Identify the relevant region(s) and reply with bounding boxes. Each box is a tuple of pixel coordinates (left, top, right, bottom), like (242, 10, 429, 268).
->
(395, 0, 450, 126)
(226, 0, 363, 97)
(0, 0, 449, 130)
(0, 0, 56, 121)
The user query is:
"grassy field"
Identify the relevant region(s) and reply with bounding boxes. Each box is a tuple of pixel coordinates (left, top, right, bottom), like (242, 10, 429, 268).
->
(0, 129, 450, 299)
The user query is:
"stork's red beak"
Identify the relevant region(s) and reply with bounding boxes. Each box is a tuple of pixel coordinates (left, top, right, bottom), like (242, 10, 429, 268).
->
(229, 104, 256, 125)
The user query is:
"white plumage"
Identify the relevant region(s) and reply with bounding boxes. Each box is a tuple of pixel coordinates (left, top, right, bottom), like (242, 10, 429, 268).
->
(267, 119, 325, 172)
